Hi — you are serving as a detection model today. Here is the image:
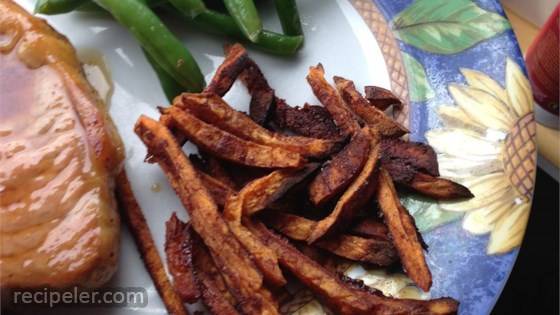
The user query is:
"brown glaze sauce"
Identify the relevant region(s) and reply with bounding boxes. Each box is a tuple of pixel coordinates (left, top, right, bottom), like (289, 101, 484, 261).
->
(0, 0, 123, 288)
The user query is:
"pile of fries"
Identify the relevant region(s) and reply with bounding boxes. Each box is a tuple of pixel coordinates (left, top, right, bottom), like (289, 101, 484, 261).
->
(129, 43, 473, 315)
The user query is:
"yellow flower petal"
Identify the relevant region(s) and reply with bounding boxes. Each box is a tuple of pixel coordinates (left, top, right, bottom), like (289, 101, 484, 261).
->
(461, 68, 511, 110)
(437, 105, 486, 134)
(440, 173, 512, 212)
(426, 129, 501, 160)
(505, 58, 533, 117)
(449, 84, 512, 130)
(487, 202, 530, 254)
(438, 155, 503, 180)
(463, 200, 512, 235)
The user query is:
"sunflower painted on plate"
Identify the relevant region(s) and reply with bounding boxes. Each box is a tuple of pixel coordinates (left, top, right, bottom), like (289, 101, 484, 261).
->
(426, 58, 536, 255)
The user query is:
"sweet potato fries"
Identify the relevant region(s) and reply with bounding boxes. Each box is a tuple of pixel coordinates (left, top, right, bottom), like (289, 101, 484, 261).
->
(132, 43, 471, 315)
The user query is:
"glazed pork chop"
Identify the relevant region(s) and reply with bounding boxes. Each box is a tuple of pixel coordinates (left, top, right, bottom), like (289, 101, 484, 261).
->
(0, 0, 124, 287)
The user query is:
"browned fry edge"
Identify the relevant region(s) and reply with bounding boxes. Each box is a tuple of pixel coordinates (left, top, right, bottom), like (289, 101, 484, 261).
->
(334, 76, 408, 138)
(225, 44, 275, 126)
(262, 212, 398, 266)
(165, 107, 305, 169)
(115, 171, 189, 315)
(307, 131, 380, 243)
(364, 85, 403, 111)
(377, 168, 432, 291)
(272, 100, 342, 140)
(206, 43, 249, 97)
(178, 93, 338, 159)
(198, 172, 236, 207)
(309, 127, 372, 206)
(191, 231, 241, 315)
(350, 218, 390, 241)
(380, 138, 439, 177)
(164, 213, 200, 303)
(408, 172, 474, 200)
(307, 64, 360, 137)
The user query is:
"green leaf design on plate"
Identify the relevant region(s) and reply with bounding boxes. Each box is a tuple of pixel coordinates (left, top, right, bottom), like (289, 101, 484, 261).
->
(401, 52, 434, 102)
(393, 0, 511, 54)
(401, 194, 463, 232)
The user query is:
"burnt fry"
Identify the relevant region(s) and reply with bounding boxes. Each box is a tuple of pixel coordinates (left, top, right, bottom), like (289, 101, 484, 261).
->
(225, 43, 275, 125)
(262, 212, 398, 266)
(307, 64, 360, 137)
(309, 127, 372, 206)
(206, 43, 249, 96)
(115, 171, 189, 315)
(381, 138, 439, 177)
(222, 165, 317, 286)
(351, 218, 390, 241)
(165, 107, 305, 168)
(134, 116, 279, 315)
(272, 100, 342, 139)
(164, 214, 199, 303)
(377, 168, 432, 291)
(364, 85, 403, 111)
(334, 76, 408, 138)
(407, 172, 474, 200)
(178, 93, 338, 158)
(248, 221, 459, 315)
(191, 234, 241, 315)
(307, 131, 381, 243)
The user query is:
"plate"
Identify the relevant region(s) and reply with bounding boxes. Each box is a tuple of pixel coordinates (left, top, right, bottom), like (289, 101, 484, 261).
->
(13, 0, 536, 314)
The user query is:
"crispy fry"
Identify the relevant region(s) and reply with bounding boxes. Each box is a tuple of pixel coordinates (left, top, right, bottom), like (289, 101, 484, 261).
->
(224, 43, 275, 125)
(206, 43, 249, 96)
(377, 168, 432, 291)
(204, 156, 238, 189)
(309, 128, 372, 206)
(262, 212, 397, 266)
(334, 76, 408, 138)
(164, 107, 305, 168)
(408, 172, 474, 200)
(272, 100, 341, 140)
(134, 116, 279, 315)
(248, 221, 458, 315)
(381, 138, 439, 177)
(198, 172, 236, 207)
(115, 171, 189, 315)
(178, 93, 338, 158)
(191, 233, 241, 315)
(189, 154, 236, 206)
(307, 64, 360, 137)
(307, 132, 380, 242)
(364, 85, 403, 111)
(164, 214, 200, 303)
(227, 164, 319, 219)
(351, 218, 390, 241)
(222, 165, 317, 286)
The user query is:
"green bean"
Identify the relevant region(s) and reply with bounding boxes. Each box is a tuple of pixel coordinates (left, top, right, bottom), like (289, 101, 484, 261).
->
(77, 0, 167, 13)
(94, 0, 205, 92)
(222, 0, 262, 42)
(35, 0, 88, 14)
(167, 0, 206, 19)
(168, 8, 303, 55)
(143, 49, 184, 102)
(273, 0, 303, 36)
